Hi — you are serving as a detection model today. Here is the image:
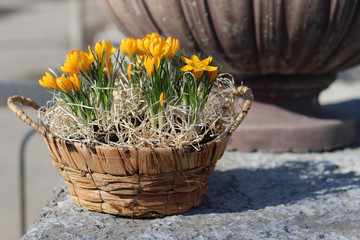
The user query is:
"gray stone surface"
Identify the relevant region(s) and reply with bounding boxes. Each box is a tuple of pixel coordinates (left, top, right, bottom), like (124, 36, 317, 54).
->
(22, 147, 360, 239)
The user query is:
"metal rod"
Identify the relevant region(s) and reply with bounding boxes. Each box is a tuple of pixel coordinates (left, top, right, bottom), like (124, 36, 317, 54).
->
(19, 128, 36, 236)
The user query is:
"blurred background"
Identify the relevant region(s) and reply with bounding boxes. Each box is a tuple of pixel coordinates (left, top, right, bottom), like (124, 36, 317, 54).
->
(0, 0, 359, 239)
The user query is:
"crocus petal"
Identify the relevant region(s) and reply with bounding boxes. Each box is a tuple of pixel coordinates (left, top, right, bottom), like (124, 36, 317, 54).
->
(108, 41, 116, 55)
(120, 43, 127, 55)
(95, 42, 104, 60)
(204, 65, 218, 72)
(180, 65, 194, 72)
(120, 38, 137, 59)
(190, 55, 200, 62)
(163, 44, 171, 57)
(207, 68, 218, 84)
(199, 56, 213, 66)
(150, 44, 161, 57)
(69, 74, 81, 92)
(150, 32, 160, 40)
(45, 72, 58, 89)
(192, 70, 204, 79)
(39, 79, 48, 89)
(181, 56, 192, 65)
(64, 49, 93, 73)
(61, 62, 78, 75)
(154, 56, 161, 71)
(144, 56, 155, 78)
(136, 56, 144, 68)
(169, 39, 180, 59)
(56, 76, 72, 93)
(70, 51, 83, 69)
(143, 39, 152, 55)
(39, 72, 59, 90)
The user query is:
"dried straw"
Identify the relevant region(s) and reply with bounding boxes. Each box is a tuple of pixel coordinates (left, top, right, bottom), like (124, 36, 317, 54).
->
(40, 75, 237, 148)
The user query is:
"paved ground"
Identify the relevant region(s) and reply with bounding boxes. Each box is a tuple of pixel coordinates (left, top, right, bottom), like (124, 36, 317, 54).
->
(0, 0, 360, 239)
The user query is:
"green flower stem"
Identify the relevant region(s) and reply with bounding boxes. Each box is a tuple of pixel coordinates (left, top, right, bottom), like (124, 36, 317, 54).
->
(150, 106, 158, 128)
(158, 107, 164, 128)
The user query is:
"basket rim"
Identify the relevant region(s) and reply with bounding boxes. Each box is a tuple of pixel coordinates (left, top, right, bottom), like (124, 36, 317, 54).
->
(45, 130, 230, 151)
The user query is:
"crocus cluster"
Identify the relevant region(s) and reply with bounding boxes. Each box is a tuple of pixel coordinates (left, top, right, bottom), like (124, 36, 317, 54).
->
(39, 40, 117, 121)
(39, 33, 220, 130)
(119, 33, 219, 127)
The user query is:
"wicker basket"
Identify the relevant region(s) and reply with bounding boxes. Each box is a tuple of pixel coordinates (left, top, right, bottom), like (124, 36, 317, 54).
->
(8, 86, 253, 218)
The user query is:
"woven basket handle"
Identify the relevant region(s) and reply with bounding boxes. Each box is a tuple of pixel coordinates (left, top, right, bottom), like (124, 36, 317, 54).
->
(227, 86, 254, 135)
(7, 96, 47, 136)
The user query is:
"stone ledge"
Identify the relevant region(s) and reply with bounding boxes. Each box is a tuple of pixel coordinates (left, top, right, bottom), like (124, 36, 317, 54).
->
(22, 149, 360, 239)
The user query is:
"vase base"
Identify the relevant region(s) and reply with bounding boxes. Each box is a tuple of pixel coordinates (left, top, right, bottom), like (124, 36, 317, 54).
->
(228, 100, 356, 152)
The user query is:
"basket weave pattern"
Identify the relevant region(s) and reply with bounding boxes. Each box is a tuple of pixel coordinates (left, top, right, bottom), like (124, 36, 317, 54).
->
(8, 86, 253, 217)
(47, 133, 229, 217)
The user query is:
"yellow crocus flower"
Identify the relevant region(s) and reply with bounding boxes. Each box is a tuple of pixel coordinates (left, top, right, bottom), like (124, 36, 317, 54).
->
(149, 37, 171, 58)
(56, 75, 73, 93)
(94, 40, 116, 73)
(180, 55, 217, 79)
(95, 40, 115, 62)
(159, 92, 166, 107)
(61, 62, 78, 76)
(166, 37, 180, 59)
(149, 32, 160, 40)
(120, 37, 138, 59)
(61, 49, 94, 75)
(39, 72, 59, 90)
(69, 50, 93, 72)
(69, 74, 81, 92)
(137, 33, 162, 56)
(90, 40, 115, 76)
(144, 56, 160, 78)
(137, 37, 151, 56)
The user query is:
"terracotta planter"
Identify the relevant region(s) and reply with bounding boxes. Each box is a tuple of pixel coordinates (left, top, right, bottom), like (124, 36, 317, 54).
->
(97, 0, 359, 151)
(7, 86, 253, 217)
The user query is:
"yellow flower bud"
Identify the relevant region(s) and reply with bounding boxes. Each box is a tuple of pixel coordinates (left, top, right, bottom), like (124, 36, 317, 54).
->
(120, 37, 138, 59)
(94, 40, 116, 74)
(127, 64, 133, 79)
(149, 37, 171, 59)
(56, 75, 73, 93)
(159, 92, 166, 108)
(95, 40, 115, 62)
(137, 38, 151, 56)
(39, 72, 59, 90)
(166, 37, 180, 59)
(144, 56, 160, 78)
(137, 33, 162, 57)
(61, 49, 94, 75)
(149, 32, 160, 40)
(69, 74, 81, 92)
